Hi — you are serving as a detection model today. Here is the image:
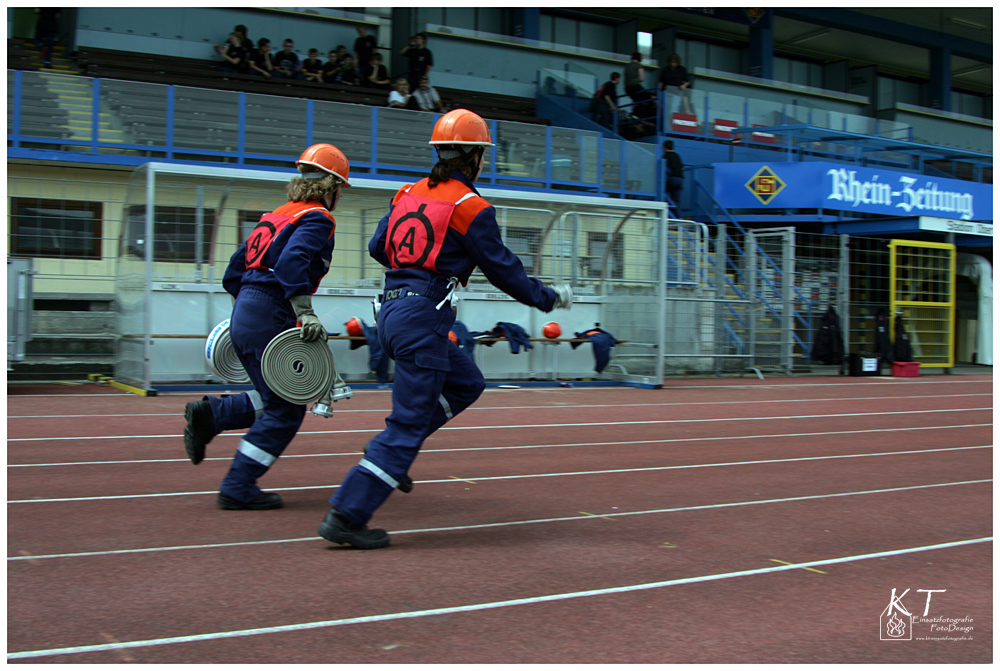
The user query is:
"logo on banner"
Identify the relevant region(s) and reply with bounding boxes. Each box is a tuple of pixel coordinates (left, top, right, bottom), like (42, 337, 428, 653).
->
(745, 166, 785, 205)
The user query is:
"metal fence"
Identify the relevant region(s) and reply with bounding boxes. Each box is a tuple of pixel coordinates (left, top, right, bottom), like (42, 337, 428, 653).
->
(11, 164, 958, 385)
(7, 69, 657, 200)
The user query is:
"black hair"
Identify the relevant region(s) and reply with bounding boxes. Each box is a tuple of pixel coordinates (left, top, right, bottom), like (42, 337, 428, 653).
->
(631, 51, 642, 61)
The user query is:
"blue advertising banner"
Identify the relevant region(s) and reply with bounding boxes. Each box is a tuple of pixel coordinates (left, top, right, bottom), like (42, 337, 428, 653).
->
(714, 162, 992, 222)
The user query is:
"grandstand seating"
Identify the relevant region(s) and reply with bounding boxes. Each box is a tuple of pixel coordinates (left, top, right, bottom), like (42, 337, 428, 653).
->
(9, 73, 72, 140)
(72, 45, 550, 126)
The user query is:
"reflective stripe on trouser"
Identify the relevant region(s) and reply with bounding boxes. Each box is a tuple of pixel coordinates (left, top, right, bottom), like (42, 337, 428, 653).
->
(330, 296, 484, 525)
(219, 286, 307, 503)
(208, 389, 264, 433)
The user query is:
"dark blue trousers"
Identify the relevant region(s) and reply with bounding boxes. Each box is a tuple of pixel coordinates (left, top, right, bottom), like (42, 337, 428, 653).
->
(208, 285, 306, 502)
(330, 295, 485, 525)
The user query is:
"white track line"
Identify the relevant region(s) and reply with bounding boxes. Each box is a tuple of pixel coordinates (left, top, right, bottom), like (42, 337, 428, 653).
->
(8, 423, 992, 468)
(6, 406, 992, 443)
(5, 376, 992, 400)
(6, 392, 992, 419)
(7, 479, 990, 563)
(7, 536, 991, 660)
(7, 446, 991, 504)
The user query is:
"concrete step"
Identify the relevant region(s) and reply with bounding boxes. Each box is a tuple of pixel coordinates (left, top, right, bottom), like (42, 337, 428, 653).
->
(32, 310, 117, 335)
(25, 335, 117, 356)
(7, 356, 115, 381)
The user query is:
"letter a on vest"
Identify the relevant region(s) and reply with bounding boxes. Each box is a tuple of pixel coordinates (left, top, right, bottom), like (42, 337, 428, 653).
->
(385, 190, 455, 272)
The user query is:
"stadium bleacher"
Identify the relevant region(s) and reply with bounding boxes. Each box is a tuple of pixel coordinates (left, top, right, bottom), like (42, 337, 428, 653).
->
(73, 45, 550, 126)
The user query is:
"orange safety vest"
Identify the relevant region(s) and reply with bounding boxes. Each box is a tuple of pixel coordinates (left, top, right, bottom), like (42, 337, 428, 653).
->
(245, 201, 335, 271)
(384, 178, 488, 273)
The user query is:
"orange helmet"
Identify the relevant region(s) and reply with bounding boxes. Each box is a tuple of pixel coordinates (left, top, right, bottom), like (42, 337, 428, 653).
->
(542, 322, 562, 339)
(345, 317, 363, 337)
(429, 109, 494, 147)
(296, 143, 351, 186)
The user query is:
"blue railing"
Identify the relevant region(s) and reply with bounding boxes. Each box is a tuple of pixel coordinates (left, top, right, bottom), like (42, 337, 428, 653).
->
(7, 69, 657, 200)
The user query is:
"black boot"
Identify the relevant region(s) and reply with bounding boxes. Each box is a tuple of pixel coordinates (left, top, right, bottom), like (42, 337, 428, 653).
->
(217, 491, 284, 510)
(318, 508, 389, 549)
(184, 399, 217, 465)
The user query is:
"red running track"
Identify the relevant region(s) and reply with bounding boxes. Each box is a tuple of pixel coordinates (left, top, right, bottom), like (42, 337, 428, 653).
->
(6, 375, 993, 663)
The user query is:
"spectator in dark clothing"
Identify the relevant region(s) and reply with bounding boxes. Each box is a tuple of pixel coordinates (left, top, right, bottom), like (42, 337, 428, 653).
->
(361, 52, 391, 89)
(34, 7, 60, 68)
(249, 38, 274, 77)
(400, 33, 433, 91)
(234, 24, 252, 50)
(336, 55, 360, 86)
(332, 44, 348, 66)
(300, 48, 323, 82)
(590, 72, 620, 129)
(662, 140, 685, 206)
(658, 53, 694, 114)
(272, 38, 300, 79)
(624, 51, 657, 122)
(322, 49, 340, 83)
(624, 52, 646, 101)
(353, 25, 376, 66)
(216, 32, 249, 74)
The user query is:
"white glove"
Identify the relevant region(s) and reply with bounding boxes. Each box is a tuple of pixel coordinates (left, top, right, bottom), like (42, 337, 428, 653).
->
(289, 295, 326, 342)
(551, 284, 573, 310)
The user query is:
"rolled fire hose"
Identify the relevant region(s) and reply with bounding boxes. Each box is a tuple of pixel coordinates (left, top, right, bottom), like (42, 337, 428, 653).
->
(261, 328, 352, 415)
(205, 319, 250, 383)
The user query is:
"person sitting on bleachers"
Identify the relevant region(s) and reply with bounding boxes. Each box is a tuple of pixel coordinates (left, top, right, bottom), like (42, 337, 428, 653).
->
(412, 76, 445, 113)
(215, 32, 249, 74)
(248, 38, 274, 77)
(361, 52, 391, 90)
(300, 48, 323, 82)
(272, 38, 300, 79)
(321, 49, 340, 83)
(234, 24, 252, 50)
(335, 55, 360, 86)
(387, 78, 419, 110)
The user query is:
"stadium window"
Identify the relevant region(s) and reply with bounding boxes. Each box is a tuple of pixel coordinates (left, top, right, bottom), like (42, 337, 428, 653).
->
(123, 205, 215, 263)
(585, 231, 624, 279)
(9, 198, 103, 259)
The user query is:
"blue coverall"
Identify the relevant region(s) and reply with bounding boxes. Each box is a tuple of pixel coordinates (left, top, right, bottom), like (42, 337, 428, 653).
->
(329, 170, 557, 525)
(207, 201, 337, 503)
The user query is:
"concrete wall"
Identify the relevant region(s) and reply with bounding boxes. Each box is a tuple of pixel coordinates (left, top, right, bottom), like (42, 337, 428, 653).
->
(692, 68, 869, 117)
(74, 7, 377, 63)
(879, 104, 992, 154)
(422, 29, 629, 96)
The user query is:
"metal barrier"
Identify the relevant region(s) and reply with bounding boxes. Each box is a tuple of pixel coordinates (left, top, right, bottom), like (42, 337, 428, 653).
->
(7, 258, 35, 368)
(6, 69, 657, 200)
